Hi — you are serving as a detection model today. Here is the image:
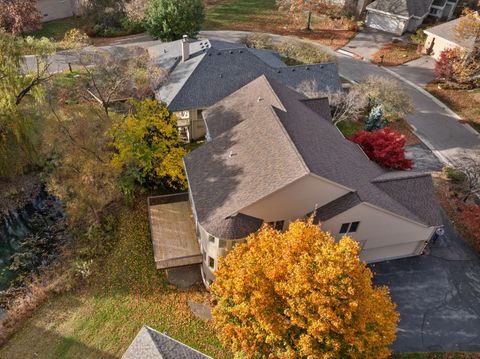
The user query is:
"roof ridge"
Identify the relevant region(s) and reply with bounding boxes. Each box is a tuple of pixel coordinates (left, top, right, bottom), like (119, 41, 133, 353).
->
(269, 105, 311, 174)
(371, 171, 430, 183)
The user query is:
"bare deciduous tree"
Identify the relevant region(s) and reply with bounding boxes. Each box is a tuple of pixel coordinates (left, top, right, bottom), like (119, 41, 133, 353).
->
(297, 79, 368, 125)
(457, 151, 480, 202)
(69, 46, 166, 115)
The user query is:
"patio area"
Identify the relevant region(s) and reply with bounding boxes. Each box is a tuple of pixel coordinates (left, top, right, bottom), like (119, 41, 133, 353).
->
(147, 193, 202, 269)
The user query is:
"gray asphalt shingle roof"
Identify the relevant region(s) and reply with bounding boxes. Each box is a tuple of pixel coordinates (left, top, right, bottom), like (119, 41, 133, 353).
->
(184, 75, 442, 239)
(367, 0, 432, 18)
(151, 39, 341, 112)
(122, 326, 211, 359)
(424, 18, 477, 49)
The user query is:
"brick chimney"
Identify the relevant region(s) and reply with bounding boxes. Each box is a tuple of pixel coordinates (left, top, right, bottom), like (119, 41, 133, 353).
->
(181, 35, 190, 62)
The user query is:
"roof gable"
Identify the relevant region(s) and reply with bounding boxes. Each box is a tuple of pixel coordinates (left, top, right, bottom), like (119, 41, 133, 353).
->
(153, 39, 342, 111)
(122, 326, 211, 359)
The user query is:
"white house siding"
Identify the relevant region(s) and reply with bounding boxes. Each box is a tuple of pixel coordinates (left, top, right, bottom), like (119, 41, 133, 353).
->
(366, 11, 408, 35)
(322, 203, 435, 263)
(424, 33, 464, 60)
(37, 0, 76, 22)
(240, 174, 350, 224)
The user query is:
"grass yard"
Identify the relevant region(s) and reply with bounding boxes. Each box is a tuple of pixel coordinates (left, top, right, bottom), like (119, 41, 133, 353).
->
(426, 82, 480, 134)
(0, 200, 231, 359)
(29, 17, 89, 41)
(204, 0, 357, 49)
(371, 42, 421, 66)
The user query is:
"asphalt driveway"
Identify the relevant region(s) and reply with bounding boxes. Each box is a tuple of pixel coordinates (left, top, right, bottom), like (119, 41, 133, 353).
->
(372, 214, 480, 353)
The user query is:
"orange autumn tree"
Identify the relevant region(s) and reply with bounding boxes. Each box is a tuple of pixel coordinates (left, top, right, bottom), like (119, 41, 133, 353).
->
(211, 220, 399, 359)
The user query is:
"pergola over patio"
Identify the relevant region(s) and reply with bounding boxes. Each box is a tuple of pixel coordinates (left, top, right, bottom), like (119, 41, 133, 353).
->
(147, 193, 202, 269)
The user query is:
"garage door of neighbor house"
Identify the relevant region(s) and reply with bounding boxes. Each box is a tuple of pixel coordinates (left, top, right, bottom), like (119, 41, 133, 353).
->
(360, 240, 425, 263)
(37, 0, 75, 22)
(366, 12, 406, 35)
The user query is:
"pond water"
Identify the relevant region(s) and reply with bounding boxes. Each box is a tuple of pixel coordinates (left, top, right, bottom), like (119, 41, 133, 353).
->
(0, 191, 64, 291)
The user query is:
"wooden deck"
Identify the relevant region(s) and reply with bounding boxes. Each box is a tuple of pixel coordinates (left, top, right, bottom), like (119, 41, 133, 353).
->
(148, 193, 202, 269)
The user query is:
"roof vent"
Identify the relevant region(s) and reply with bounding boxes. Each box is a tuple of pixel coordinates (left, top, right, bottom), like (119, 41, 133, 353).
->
(257, 97, 263, 102)
(306, 67, 310, 70)
(220, 74, 223, 78)
(277, 70, 281, 73)
(292, 68, 295, 72)
(239, 50, 243, 53)
(230, 50, 233, 54)
(217, 52, 221, 55)
(229, 151, 237, 158)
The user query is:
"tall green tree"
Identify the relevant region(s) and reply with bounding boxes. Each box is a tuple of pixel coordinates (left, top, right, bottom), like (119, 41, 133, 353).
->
(0, 31, 54, 178)
(144, 0, 205, 41)
(110, 99, 187, 198)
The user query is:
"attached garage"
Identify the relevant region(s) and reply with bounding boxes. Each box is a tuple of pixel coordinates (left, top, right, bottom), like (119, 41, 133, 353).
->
(365, 11, 408, 35)
(37, 0, 75, 22)
(321, 202, 436, 264)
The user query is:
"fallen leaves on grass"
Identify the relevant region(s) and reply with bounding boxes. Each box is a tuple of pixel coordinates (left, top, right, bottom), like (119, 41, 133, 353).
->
(371, 42, 421, 66)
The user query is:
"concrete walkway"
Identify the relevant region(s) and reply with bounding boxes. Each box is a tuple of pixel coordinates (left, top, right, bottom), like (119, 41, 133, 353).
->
(340, 28, 397, 60)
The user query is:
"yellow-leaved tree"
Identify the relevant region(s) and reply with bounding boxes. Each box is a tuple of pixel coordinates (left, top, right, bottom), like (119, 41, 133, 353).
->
(211, 220, 399, 359)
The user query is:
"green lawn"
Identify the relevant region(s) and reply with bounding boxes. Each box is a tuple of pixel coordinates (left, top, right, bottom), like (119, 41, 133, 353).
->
(204, 0, 282, 30)
(0, 200, 231, 359)
(28, 17, 89, 41)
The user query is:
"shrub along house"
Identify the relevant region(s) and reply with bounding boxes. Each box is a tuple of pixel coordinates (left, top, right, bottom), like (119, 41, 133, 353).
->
(183, 75, 443, 286)
(365, 0, 459, 35)
(149, 37, 342, 142)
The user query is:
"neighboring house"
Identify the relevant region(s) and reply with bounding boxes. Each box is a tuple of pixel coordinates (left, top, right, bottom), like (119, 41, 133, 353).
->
(37, 0, 77, 22)
(123, 325, 211, 359)
(424, 17, 477, 59)
(183, 75, 443, 287)
(150, 37, 342, 142)
(365, 0, 459, 35)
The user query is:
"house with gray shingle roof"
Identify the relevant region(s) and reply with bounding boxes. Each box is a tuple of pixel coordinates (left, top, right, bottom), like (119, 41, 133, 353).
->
(365, 0, 459, 35)
(122, 325, 211, 359)
(148, 37, 342, 142)
(424, 16, 478, 59)
(183, 75, 443, 287)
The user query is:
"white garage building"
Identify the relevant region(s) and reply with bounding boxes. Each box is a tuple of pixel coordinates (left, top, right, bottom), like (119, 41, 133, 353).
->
(365, 0, 459, 35)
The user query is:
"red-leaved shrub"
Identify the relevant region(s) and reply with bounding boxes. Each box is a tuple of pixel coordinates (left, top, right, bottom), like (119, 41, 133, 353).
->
(350, 127, 413, 170)
(435, 48, 458, 80)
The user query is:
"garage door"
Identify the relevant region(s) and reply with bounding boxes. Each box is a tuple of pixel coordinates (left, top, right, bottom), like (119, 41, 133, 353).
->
(360, 240, 425, 263)
(366, 12, 406, 35)
(37, 0, 75, 22)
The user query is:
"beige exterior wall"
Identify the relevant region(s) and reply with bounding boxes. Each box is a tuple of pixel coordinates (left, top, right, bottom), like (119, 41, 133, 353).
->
(241, 174, 350, 224)
(322, 203, 435, 262)
(175, 109, 206, 142)
(424, 33, 463, 60)
(37, 0, 76, 22)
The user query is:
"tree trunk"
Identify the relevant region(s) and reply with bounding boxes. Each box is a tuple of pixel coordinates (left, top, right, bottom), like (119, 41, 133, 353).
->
(306, 11, 312, 31)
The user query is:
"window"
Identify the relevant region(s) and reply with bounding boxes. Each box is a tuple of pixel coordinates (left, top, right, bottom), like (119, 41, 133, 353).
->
(268, 220, 285, 231)
(339, 221, 360, 234)
(208, 235, 215, 244)
(219, 239, 226, 249)
(208, 256, 215, 269)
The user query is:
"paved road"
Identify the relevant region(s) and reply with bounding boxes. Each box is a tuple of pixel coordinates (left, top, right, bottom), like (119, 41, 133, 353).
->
(336, 53, 480, 165)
